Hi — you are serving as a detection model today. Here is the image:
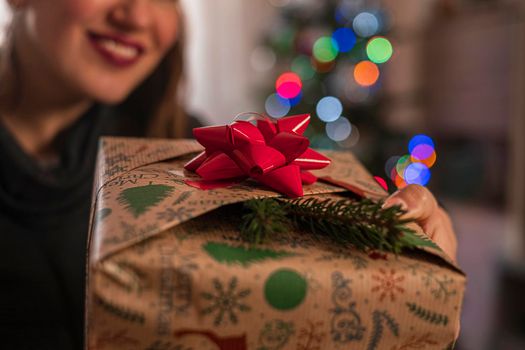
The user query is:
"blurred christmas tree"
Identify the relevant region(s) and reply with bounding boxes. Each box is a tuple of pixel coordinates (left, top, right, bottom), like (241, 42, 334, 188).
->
(255, 0, 436, 192)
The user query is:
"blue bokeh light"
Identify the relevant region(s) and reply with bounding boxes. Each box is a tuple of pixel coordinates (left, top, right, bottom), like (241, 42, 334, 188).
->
(316, 96, 343, 122)
(326, 117, 352, 142)
(408, 134, 435, 154)
(265, 93, 291, 119)
(281, 92, 302, 107)
(404, 162, 431, 186)
(332, 28, 357, 53)
(352, 12, 379, 38)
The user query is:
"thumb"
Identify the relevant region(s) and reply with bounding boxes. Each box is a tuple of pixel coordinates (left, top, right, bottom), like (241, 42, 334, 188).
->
(382, 184, 438, 223)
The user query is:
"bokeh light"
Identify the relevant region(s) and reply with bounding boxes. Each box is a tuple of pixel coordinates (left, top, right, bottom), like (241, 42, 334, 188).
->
(332, 28, 356, 53)
(374, 176, 388, 191)
(352, 12, 379, 38)
(354, 61, 380, 87)
(385, 156, 400, 180)
(316, 96, 343, 122)
(313, 36, 339, 63)
(275, 72, 302, 99)
(411, 149, 437, 168)
(408, 134, 435, 153)
(286, 92, 302, 107)
(265, 93, 290, 118)
(395, 174, 407, 189)
(250, 46, 277, 72)
(335, 0, 358, 24)
(291, 55, 316, 81)
(396, 155, 412, 179)
(366, 37, 393, 64)
(404, 163, 431, 186)
(326, 117, 352, 142)
(337, 123, 360, 148)
(411, 143, 434, 160)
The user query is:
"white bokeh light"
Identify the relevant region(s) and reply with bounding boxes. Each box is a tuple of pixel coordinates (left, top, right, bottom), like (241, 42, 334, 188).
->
(326, 117, 352, 142)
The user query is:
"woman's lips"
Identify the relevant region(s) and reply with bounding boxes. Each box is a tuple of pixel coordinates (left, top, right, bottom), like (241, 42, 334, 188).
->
(88, 32, 145, 67)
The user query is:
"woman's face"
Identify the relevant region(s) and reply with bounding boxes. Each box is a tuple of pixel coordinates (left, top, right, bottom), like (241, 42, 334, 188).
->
(13, 0, 180, 104)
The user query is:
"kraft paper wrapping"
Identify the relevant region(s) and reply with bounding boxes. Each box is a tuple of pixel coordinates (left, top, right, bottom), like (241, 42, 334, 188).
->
(86, 137, 465, 350)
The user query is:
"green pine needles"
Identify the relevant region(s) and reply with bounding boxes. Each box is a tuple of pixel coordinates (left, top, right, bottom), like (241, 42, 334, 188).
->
(240, 197, 438, 254)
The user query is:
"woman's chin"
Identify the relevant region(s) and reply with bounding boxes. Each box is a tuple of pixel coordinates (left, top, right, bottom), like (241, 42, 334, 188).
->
(91, 89, 132, 106)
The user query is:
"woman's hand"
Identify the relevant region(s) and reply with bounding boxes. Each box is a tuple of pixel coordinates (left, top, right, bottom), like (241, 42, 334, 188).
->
(383, 184, 458, 261)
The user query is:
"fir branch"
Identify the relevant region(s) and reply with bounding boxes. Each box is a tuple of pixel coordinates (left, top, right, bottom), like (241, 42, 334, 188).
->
(240, 198, 291, 244)
(240, 197, 433, 254)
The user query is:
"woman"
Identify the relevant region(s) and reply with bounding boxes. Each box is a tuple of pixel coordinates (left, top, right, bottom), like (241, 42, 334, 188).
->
(0, 0, 188, 348)
(0, 0, 457, 349)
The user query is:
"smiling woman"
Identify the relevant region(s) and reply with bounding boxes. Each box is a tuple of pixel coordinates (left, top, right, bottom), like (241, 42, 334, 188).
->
(0, 0, 189, 348)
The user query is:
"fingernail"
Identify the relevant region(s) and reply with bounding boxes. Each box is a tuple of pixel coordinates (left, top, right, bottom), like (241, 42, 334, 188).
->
(382, 198, 407, 210)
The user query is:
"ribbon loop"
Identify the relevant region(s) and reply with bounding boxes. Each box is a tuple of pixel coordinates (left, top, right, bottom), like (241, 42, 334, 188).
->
(184, 114, 331, 197)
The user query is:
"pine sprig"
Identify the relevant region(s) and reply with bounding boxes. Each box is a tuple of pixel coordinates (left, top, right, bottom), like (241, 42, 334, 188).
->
(240, 198, 291, 244)
(240, 197, 436, 254)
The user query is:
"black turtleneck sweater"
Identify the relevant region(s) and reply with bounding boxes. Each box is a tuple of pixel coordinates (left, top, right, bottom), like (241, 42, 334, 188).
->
(0, 106, 198, 349)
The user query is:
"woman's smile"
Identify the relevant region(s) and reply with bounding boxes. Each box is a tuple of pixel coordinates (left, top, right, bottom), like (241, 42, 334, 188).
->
(87, 31, 145, 67)
(8, 0, 181, 104)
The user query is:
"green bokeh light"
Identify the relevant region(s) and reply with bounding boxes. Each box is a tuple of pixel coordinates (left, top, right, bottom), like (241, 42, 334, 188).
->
(291, 55, 315, 81)
(313, 37, 339, 63)
(366, 37, 393, 64)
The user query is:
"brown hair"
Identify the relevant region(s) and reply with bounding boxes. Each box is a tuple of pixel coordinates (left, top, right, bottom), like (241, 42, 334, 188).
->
(0, 4, 187, 139)
(118, 5, 187, 139)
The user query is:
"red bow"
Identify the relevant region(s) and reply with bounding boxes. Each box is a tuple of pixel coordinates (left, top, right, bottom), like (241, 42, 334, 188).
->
(184, 114, 331, 197)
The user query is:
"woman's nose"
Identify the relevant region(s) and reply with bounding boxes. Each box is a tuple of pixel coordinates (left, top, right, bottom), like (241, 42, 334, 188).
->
(108, 0, 153, 31)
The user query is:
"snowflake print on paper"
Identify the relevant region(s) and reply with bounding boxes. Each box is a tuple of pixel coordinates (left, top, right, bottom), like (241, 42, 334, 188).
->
(371, 268, 405, 302)
(201, 277, 251, 326)
(421, 269, 457, 303)
(296, 320, 326, 350)
(402, 263, 457, 303)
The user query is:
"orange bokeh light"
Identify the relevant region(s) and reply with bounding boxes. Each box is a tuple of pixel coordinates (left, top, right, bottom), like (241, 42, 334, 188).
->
(354, 61, 380, 87)
(411, 150, 437, 168)
(394, 174, 407, 189)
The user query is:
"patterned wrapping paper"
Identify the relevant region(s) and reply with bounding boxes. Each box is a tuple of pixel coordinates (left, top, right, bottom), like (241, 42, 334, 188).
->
(86, 137, 465, 350)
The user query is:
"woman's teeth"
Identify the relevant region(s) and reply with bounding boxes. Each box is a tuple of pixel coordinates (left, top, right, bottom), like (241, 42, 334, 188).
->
(98, 39, 139, 59)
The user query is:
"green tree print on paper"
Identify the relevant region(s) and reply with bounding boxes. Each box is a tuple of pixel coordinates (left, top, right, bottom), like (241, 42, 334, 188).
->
(406, 302, 449, 326)
(367, 310, 399, 350)
(96, 208, 112, 222)
(117, 184, 174, 218)
(201, 277, 251, 326)
(203, 242, 296, 267)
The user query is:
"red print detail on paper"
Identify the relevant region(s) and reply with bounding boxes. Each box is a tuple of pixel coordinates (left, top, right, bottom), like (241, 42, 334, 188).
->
(173, 329, 247, 350)
(371, 268, 406, 302)
(296, 320, 326, 350)
(89, 329, 139, 350)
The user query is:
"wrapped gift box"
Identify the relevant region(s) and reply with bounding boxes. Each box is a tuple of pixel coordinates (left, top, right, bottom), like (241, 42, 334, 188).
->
(86, 137, 465, 350)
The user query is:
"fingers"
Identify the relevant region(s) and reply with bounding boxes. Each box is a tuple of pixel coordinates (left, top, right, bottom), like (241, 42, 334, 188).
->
(432, 208, 458, 260)
(383, 185, 458, 261)
(383, 184, 438, 224)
